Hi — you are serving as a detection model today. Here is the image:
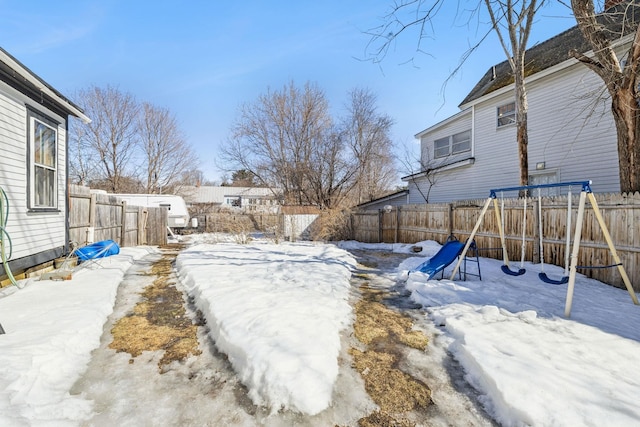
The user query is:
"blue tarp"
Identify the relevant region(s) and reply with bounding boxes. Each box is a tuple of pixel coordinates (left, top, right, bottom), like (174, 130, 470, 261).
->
(75, 240, 120, 261)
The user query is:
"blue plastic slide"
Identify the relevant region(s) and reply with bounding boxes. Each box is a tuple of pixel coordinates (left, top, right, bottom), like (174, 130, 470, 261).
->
(413, 240, 465, 280)
(75, 240, 120, 261)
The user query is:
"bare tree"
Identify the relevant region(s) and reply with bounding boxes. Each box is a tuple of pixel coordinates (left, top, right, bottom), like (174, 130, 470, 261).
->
(340, 88, 396, 203)
(485, 0, 541, 187)
(70, 85, 204, 194)
(68, 118, 99, 185)
(138, 102, 198, 194)
(367, 0, 546, 186)
(74, 85, 140, 192)
(221, 81, 397, 209)
(222, 81, 335, 206)
(570, 0, 640, 192)
(400, 143, 440, 203)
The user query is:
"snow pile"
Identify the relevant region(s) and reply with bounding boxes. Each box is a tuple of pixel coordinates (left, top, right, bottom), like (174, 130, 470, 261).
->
(402, 247, 640, 426)
(176, 241, 356, 415)
(0, 247, 153, 426)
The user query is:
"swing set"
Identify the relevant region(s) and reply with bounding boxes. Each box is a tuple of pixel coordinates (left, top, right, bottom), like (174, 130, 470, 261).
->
(450, 180, 639, 317)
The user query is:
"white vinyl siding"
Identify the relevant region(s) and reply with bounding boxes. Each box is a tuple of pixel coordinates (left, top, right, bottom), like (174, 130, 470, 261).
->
(408, 60, 620, 204)
(0, 80, 67, 260)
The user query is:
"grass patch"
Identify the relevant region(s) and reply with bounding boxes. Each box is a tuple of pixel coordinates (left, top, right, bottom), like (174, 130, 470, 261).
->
(352, 283, 431, 425)
(110, 247, 201, 371)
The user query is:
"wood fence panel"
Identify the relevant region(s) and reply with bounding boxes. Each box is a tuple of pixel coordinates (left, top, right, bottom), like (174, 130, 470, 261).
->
(351, 212, 379, 243)
(145, 207, 167, 246)
(68, 187, 92, 245)
(69, 185, 168, 248)
(398, 204, 450, 243)
(352, 192, 640, 292)
(123, 206, 140, 247)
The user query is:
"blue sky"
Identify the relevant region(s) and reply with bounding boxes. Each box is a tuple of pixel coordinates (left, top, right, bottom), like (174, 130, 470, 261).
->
(0, 1, 577, 183)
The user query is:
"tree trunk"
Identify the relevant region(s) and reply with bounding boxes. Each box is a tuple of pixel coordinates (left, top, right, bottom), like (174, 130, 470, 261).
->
(570, 0, 640, 193)
(610, 87, 640, 192)
(515, 65, 529, 187)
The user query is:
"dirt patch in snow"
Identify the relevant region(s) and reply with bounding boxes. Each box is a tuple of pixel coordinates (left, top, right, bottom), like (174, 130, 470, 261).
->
(351, 278, 432, 426)
(109, 243, 202, 371)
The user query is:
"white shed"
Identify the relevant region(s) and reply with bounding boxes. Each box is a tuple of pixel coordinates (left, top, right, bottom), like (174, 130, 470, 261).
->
(281, 206, 321, 241)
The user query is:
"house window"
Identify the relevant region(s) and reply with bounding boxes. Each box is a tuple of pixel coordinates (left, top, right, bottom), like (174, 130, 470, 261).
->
(497, 102, 516, 127)
(452, 130, 471, 153)
(433, 130, 471, 158)
(28, 111, 59, 210)
(434, 137, 450, 158)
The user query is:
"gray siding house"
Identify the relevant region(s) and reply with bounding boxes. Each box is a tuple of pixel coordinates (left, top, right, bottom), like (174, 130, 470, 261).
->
(0, 47, 90, 282)
(404, 3, 635, 203)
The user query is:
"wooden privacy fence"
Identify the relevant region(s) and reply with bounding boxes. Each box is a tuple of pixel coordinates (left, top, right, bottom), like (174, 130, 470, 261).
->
(352, 192, 640, 291)
(69, 185, 167, 247)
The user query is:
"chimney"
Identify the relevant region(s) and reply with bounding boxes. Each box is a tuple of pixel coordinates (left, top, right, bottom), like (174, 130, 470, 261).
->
(605, 0, 626, 10)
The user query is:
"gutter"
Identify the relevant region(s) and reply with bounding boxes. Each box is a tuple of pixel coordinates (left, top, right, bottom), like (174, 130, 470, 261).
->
(0, 48, 91, 124)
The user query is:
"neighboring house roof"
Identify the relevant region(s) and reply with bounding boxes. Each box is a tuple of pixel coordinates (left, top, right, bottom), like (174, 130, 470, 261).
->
(356, 190, 409, 209)
(0, 47, 90, 123)
(460, 1, 640, 106)
(183, 186, 277, 204)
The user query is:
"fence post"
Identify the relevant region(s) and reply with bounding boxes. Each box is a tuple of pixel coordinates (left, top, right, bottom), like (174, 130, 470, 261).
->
(395, 206, 400, 243)
(137, 206, 145, 246)
(349, 213, 355, 240)
(448, 203, 454, 237)
(378, 209, 383, 243)
(120, 201, 127, 247)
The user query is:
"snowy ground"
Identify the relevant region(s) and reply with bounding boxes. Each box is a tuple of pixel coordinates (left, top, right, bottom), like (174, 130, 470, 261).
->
(1, 235, 640, 426)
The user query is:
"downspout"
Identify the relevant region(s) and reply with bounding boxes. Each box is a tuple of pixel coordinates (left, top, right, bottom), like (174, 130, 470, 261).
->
(65, 118, 70, 255)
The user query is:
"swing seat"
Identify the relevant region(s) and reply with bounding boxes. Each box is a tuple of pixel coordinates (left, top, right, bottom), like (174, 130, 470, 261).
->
(501, 265, 526, 276)
(538, 272, 569, 285)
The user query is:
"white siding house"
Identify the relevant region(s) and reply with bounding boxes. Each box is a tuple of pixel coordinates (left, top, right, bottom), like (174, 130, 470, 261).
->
(404, 5, 631, 203)
(183, 185, 280, 213)
(0, 48, 90, 282)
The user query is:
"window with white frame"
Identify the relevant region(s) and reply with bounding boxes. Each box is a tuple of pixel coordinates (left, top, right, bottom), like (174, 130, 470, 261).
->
(28, 110, 58, 210)
(497, 102, 516, 127)
(433, 130, 471, 158)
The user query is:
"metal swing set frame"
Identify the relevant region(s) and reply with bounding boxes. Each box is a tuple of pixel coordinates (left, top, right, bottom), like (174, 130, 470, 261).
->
(449, 180, 639, 317)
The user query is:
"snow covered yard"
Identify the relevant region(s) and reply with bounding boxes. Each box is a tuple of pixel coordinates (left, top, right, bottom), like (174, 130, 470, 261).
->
(175, 239, 357, 416)
(391, 242, 640, 427)
(1, 234, 640, 426)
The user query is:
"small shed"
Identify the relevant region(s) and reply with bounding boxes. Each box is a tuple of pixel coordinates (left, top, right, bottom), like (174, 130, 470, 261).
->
(281, 206, 321, 241)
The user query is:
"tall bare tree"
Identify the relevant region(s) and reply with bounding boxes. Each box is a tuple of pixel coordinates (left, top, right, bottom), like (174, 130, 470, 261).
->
(340, 88, 396, 203)
(138, 102, 198, 194)
(570, 0, 640, 192)
(222, 81, 330, 206)
(74, 85, 140, 192)
(485, 0, 541, 187)
(70, 85, 204, 194)
(368, 0, 545, 186)
(68, 119, 99, 186)
(221, 81, 396, 208)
